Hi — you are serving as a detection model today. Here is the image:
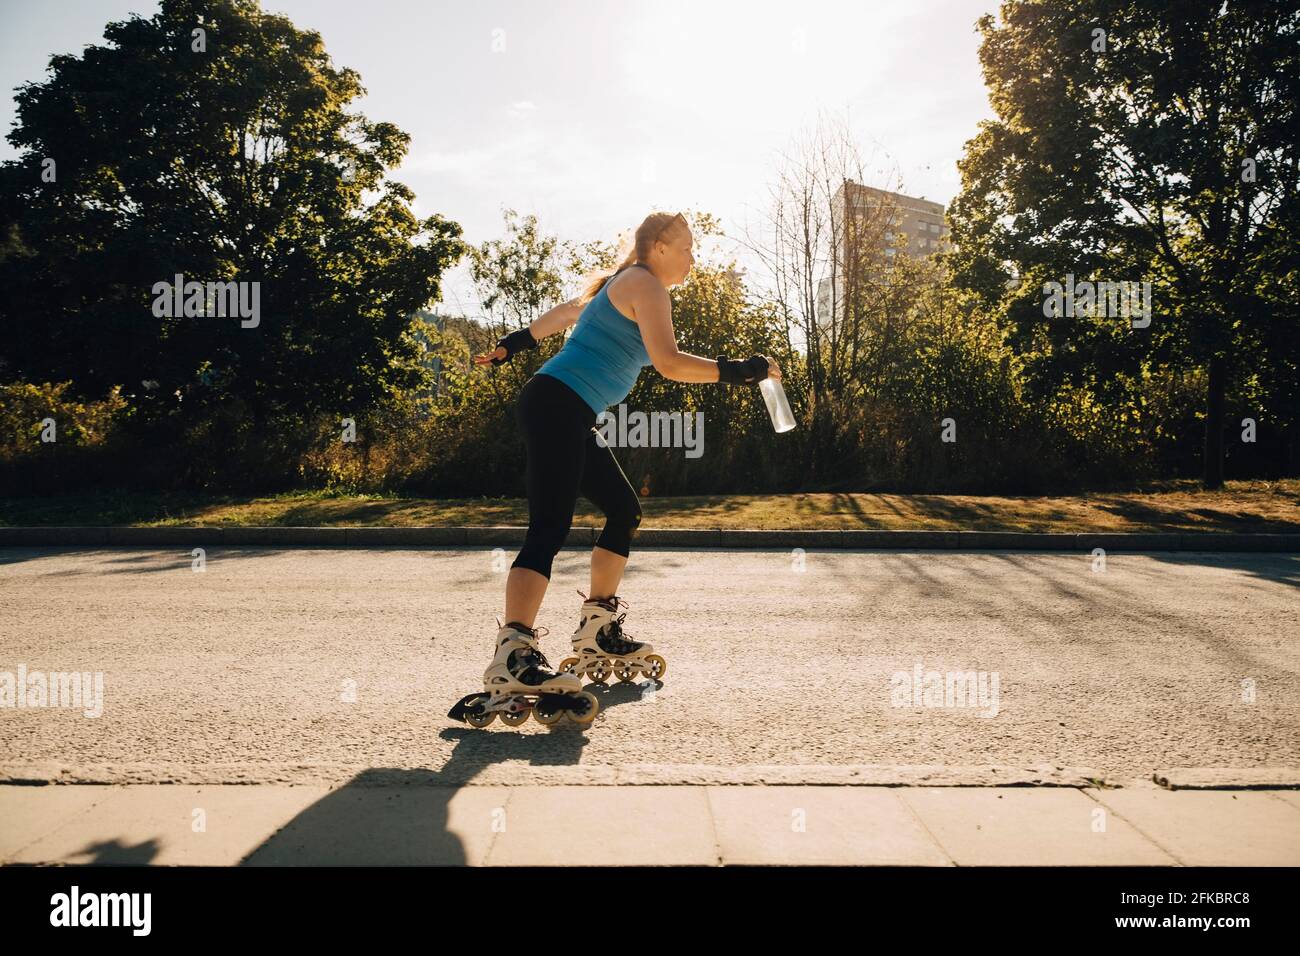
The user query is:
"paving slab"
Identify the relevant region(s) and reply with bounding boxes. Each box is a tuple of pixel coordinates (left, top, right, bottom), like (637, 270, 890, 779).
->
(708, 785, 952, 865)
(1267, 791, 1300, 812)
(242, 785, 509, 866)
(1091, 789, 1300, 866)
(898, 788, 1179, 866)
(0, 786, 111, 862)
(8, 785, 327, 866)
(484, 786, 717, 866)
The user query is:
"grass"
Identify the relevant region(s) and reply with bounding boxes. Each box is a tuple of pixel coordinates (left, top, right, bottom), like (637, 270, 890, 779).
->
(1, 480, 1297, 533)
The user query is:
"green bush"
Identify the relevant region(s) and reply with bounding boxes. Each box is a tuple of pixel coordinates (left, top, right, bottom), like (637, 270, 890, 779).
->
(0, 381, 129, 494)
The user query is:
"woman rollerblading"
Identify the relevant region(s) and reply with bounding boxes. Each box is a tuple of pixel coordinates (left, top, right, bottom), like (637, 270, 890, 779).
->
(453, 211, 781, 727)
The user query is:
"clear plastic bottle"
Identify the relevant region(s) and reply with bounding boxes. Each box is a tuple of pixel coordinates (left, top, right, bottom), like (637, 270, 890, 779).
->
(759, 376, 796, 433)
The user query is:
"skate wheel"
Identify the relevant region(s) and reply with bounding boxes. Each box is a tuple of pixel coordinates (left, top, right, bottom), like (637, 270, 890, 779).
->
(557, 656, 579, 676)
(565, 691, 600, 725)
(615, 664, 639, 683)
(500, 707, 530, 727)
(533, 699, 565, 725)
(642, 655, 667, 681)
(586, 663, 611, 684)
(455, 693, 497, 728)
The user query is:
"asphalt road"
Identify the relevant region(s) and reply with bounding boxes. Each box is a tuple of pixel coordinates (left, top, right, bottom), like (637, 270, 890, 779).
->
(1, 546, 1297, 786)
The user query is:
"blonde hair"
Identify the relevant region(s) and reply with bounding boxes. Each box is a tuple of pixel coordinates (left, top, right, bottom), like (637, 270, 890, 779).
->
(577, 212, 690, 305)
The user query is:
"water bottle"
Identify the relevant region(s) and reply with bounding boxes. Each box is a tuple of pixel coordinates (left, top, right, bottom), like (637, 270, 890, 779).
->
(759, 376, 796, 433)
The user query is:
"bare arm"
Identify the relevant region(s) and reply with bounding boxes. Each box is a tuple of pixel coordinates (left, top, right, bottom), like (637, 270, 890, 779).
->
(632, 281, 724, 382)
(472, 298, 581, 366)
(632, 278, 782, 383)
(527, 298, 582, 340)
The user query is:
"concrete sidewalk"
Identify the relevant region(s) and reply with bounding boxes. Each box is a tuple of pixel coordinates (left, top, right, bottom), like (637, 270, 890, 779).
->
(3, 783, 1298, 866)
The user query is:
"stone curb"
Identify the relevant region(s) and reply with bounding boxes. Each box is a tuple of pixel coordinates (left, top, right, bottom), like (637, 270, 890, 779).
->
(0, 526, 1296, 551)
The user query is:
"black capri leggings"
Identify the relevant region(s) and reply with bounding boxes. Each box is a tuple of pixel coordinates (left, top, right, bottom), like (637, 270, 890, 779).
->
(511, 373, 642, 579)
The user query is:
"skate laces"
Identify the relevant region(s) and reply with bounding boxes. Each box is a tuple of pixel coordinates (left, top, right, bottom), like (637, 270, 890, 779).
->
(511, 641, 557, 681)
(608, 612, 638, 649)
(521, 646, 554, 672)
(575, 590, 639, 650)
(505, 623, 554, 671)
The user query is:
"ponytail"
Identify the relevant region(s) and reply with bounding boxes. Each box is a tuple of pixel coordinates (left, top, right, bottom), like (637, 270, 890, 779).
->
(576, 212, 689, 305)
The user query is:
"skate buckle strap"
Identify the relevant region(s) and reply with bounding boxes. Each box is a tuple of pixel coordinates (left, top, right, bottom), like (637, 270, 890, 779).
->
(505, 621, 548, 641)
(576, 589, 629, 613)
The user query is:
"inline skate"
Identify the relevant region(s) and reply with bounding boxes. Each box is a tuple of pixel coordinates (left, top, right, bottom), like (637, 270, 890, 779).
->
(448, 620, 599, 727)
(558, 591, 667, 685)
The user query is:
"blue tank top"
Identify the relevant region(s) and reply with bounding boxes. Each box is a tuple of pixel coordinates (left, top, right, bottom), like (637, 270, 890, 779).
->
(536, 264, 652, 415)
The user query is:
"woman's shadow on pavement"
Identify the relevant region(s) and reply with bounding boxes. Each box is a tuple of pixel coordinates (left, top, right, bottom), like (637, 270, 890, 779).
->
(238, 679, 657, 866)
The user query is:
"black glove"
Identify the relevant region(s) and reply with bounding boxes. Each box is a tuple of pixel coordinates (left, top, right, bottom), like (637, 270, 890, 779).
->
(715, 354, 770, 385)
(491, 327, 538, 365)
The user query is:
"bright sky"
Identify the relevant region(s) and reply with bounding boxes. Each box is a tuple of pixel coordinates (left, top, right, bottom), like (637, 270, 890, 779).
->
(0, 0, 999, 318)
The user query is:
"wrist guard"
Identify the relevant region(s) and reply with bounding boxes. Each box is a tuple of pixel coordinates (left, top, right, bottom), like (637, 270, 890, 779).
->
(715, 353, 769, 385)
(492, 327, 538, 365)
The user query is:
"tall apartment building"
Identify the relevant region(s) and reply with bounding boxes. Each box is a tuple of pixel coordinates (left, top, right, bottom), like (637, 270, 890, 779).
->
(817, 182, 950, 322)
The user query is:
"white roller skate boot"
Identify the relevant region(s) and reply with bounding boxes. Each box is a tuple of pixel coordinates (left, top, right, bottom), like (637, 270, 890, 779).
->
(448, 620, 598, 727)
(558, 591, 667, 685)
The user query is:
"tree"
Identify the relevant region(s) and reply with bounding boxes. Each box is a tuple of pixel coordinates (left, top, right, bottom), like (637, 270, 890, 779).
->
(948, 0, 1300, 487)
(0, 0, 466, 439)
(740, 112, 963, 488)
